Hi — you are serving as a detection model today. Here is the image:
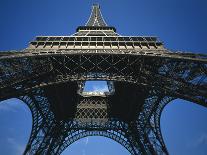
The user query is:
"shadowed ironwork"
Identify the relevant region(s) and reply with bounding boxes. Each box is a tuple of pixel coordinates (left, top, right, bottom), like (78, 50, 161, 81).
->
(0, 4, 206, 155)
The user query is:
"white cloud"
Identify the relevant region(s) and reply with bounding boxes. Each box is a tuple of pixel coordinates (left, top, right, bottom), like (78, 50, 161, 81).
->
(0, 98, 27, 112)
(196, 133, 207, 146)
(85, 137, 89, 145)
(91, 85, 108, 92)
(187, 133, 207, 148)
(0, 101, 17, 112)
(7, 137, 24, 155)
(82, 149, 86, 155)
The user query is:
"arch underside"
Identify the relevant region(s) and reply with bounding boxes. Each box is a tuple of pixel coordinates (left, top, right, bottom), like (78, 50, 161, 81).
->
(19, 90, 176, 155)
(0, 89, 179, 155)
(0, 54, 206, 105)
(0, 53, 206, 155)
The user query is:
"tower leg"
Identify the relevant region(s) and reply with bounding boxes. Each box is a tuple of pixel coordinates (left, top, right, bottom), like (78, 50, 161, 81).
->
(19, 90, 66, 155)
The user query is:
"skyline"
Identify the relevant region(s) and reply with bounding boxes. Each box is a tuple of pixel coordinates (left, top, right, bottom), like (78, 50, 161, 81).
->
(0, 0, 207, 154)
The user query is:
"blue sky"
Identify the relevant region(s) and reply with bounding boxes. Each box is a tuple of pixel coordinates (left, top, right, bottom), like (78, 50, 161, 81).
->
(0, 0, 207, 154)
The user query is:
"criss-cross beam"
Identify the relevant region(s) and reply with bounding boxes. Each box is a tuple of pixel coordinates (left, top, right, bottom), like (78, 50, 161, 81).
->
(0, 51, 206, 105)
(1, 3, 207, 155)
(0, 50, 206, 155)
(19, 94, 171, 155)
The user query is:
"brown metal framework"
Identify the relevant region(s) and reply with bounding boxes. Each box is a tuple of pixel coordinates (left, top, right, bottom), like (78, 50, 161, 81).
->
(0, 4, 206, 155)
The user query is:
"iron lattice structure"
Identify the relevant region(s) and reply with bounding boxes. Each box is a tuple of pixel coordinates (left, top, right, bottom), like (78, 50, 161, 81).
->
(0, 4, 207, 155)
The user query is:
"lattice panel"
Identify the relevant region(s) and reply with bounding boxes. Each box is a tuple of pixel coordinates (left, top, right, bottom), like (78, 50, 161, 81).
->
(75, 97, 108, 123)
(0, 3, 206, 155)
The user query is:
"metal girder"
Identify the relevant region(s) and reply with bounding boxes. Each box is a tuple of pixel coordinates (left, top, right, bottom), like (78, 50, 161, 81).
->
(0, 51, 206, 155)
(16, 88, 174, 155)
(0, 54, 206, 105)
(0, 3, 207, 155)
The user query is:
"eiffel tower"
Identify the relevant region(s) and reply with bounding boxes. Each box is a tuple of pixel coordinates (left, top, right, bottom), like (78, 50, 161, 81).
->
(0, 4, 206, 155)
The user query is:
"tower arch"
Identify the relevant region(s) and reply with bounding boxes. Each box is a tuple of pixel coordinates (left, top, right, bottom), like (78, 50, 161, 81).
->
(0, 3, 206, 155)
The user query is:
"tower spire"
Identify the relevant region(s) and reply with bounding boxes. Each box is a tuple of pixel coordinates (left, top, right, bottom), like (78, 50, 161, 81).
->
(86, 4, 107, 26)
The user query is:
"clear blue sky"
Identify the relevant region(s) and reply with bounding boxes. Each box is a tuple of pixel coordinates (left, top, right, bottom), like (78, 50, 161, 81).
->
(0, 0, 207, 155)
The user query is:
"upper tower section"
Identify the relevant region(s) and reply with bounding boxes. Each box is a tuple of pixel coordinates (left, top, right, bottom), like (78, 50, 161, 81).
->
(86, 4, 107, 26)
(75, 4, 117, 36)
(28, 4, 164, 52)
